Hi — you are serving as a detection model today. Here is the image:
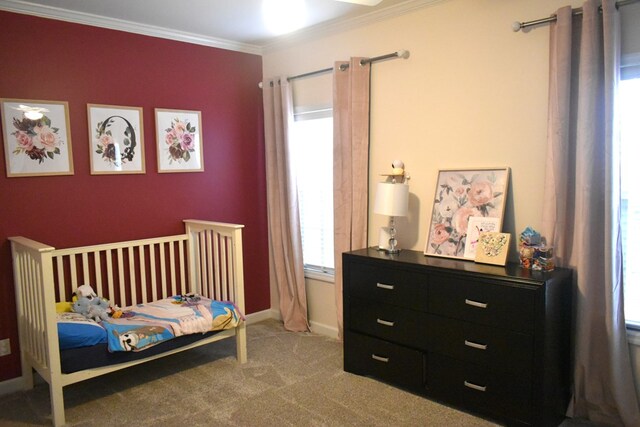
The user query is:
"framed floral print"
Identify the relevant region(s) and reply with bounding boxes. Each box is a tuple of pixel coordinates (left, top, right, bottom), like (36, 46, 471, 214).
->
(424, 167, 510, 260)
(1, 98, 74, 177)
(155, 108, 203, 173)
(87, 104, 145, 174)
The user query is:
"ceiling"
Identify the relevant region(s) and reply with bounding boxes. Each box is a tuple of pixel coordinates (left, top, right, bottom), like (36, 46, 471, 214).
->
(0, 0, 439, 54)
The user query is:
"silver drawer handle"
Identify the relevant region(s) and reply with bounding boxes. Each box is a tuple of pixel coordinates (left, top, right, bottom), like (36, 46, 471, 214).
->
(371, 354, 389, 363)
(465, 298, 488, 309)
(464, 340, 488, 350)
(464, 381, 487, 392)
(376, 282, 395, 290)
(376, 318, 395, 327)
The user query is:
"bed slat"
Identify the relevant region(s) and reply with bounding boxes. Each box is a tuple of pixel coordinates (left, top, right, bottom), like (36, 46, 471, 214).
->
(139, 245, 147, 303)
(128, 248, 137, 305)
(94, 251, 103, 299)
(169, 242, 176, 297)
(106, 249, 115, 304)
(150, 244, 158, 301)
(159, 243, 167, 299)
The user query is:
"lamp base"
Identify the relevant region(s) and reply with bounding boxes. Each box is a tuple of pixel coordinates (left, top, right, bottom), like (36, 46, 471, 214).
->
(377, 220, 401, 254)
(380, 247, 401, 254)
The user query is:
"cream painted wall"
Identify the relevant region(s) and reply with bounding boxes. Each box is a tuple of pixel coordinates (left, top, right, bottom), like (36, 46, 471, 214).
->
(262, 0, 587, 330)
(306, 278, 339, 337)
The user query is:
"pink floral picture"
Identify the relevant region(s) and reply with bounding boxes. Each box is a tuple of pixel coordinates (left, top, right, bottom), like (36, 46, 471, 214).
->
(1, 99, 73, 177)
(155, 109, 203, 173)
(424, 168, 510, 260)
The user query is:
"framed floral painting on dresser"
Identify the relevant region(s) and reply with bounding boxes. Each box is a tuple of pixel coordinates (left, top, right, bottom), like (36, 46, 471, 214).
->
(1, 98, 74, 177)
(155, 108, 203, 173)
(424, 167, 510, 260)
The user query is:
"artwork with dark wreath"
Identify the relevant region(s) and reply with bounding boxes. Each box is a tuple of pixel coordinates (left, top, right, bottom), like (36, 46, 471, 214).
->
(94, 115, 137, 168)
(87, 104, 145, 175)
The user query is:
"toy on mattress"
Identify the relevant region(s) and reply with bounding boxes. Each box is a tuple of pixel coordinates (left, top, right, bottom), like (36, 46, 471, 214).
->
(58, 285, 243, 352)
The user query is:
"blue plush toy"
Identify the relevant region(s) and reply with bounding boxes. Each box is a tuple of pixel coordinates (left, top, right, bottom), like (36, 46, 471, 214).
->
(72, 296, 110, 322)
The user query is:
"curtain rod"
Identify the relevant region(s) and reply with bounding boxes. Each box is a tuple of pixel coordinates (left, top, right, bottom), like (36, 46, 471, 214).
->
(512, 0, 639, 32)
(258, 49, 410, 88)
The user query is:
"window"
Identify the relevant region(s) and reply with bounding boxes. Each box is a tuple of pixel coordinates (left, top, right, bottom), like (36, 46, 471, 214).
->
(290, 110, 334, 279)
(620, 76, 640, 328)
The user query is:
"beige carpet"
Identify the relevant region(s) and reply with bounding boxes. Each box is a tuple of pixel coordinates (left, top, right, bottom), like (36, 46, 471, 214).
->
(0, 319, 583, 426)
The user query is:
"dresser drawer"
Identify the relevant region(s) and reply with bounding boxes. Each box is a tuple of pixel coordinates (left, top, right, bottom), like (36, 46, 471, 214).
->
(344, 331, 424, 390)
(427, 353, 533, 424)
(350, 297, 421, 346)
(425, 315, 532, 377)
(348, 262, 427, 310)
(428, 274, 535, 333)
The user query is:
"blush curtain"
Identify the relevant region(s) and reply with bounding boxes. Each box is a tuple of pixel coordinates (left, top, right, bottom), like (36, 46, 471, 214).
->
(333, 58, 371, 339)
(262, 77, 310, 332)
(541, 1, 640, 424)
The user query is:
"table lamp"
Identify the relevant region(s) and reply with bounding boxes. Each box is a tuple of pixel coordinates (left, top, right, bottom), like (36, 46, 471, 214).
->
(374, 181, 409, 254)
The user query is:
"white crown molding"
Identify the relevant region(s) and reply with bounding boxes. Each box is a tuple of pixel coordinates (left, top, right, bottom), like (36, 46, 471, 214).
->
(0, 0, 263, 55)
(0, 0, 448, 56)
(261, 0, 448, 53)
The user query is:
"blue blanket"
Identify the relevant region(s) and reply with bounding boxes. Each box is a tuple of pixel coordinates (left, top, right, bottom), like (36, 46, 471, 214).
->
(102, 296, 242, 352)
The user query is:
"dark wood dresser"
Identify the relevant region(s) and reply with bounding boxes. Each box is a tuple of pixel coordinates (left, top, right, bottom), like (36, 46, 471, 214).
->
(343, 248, 572, 426)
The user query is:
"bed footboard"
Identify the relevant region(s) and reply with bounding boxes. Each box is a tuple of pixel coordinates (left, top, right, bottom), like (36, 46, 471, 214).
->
(9, 219, 247, 426)
(184, 219, 247, 363)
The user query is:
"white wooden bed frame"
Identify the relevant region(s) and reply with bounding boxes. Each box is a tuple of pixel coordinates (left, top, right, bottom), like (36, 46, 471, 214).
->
(9, 219, 247, 427)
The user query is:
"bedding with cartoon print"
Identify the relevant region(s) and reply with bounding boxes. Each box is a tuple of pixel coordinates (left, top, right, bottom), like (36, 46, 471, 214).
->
(102, 296, 242, 352)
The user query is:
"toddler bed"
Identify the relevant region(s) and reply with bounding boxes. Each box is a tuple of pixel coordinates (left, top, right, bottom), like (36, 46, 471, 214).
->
(10, 219, 247, 427)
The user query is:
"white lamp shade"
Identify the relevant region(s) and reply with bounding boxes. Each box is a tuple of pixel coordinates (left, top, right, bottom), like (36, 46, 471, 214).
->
(374, 182, 409, 217)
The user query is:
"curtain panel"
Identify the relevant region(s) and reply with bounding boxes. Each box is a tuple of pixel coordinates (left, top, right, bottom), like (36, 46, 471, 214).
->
(263, 77, 310, 332)
(333, 58, 371, 339)
(541, 1, 640, 424)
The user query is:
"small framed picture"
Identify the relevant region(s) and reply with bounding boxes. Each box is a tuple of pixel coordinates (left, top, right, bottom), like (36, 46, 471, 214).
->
(424, 167, 510, 260)
(464, 216, 501, 259)
(155, 108, 203, 173)
(1, 98, 74, 177)
(87, 104, 145, 175)
(475, 232, 511, 266)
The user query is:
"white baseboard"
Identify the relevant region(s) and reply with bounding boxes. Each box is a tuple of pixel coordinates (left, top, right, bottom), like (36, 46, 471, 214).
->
(245, 309, 338, 339)
(310, 320, 339, 340)
(245, 308, 279, 324)
(0, 376, 25, 397)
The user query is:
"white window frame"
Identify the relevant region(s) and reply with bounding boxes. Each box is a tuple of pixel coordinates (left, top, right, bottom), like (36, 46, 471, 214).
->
(291, 107, 335, 283)
(621, 53, 640, 331)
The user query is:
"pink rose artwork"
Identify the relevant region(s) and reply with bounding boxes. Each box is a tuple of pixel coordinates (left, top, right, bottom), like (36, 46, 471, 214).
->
(426, 169, 509, 258)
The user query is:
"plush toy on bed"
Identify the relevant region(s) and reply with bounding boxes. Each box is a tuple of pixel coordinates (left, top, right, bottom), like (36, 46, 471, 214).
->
(72, 285, 110, 322)
(73, 296, 110, 322)
(73, 284, 98, 302)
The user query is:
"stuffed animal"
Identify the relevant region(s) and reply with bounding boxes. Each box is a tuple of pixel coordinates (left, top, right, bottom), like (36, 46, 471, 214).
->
(73, 296, 110, 322)
(73, 284, 98, 302)
(391, 159, 405, 176)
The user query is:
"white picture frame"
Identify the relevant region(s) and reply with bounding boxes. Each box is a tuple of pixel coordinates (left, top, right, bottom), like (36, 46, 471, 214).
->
(463, 216, 501, 259)
(87, 104, 145, 175)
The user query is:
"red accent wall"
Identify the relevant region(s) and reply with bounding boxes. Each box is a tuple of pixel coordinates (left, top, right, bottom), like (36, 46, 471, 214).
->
(0, 11, 269, 381)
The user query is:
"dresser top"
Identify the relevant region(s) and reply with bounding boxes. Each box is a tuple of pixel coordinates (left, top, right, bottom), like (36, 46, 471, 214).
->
(344, 247, 571, 286)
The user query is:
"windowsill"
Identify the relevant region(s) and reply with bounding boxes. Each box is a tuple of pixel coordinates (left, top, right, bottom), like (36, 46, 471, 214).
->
(304, 269, 335, 284)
